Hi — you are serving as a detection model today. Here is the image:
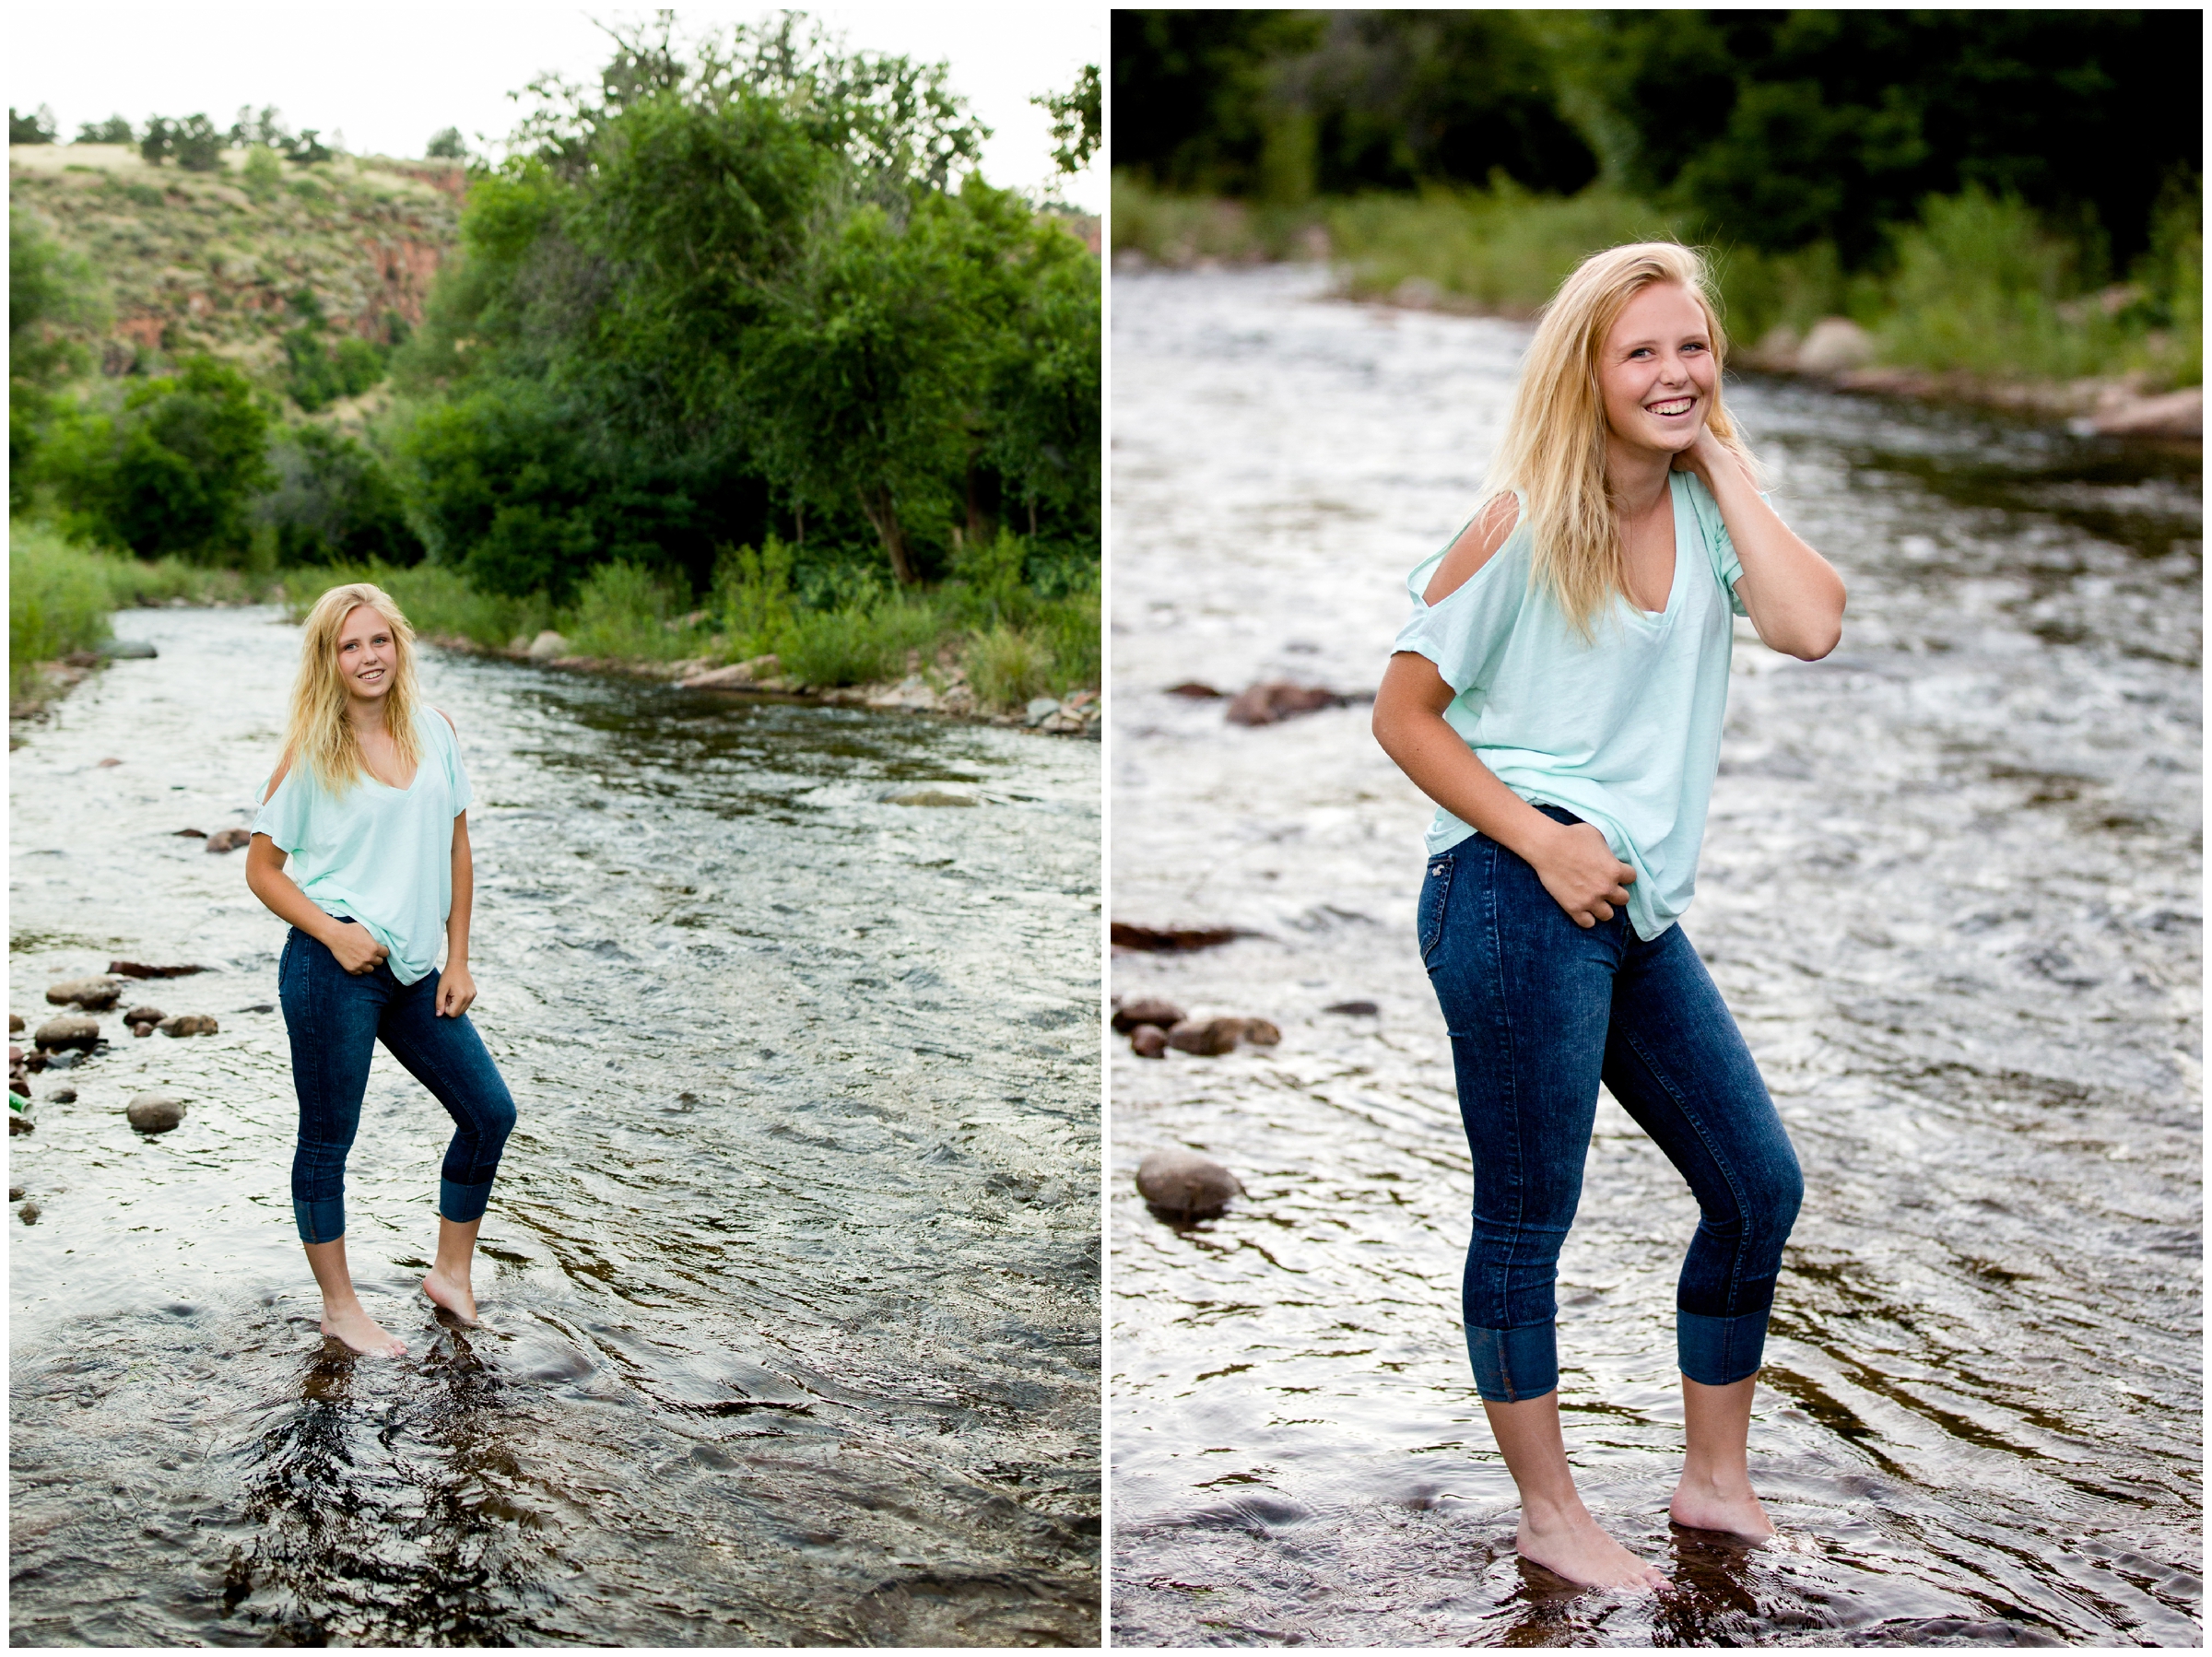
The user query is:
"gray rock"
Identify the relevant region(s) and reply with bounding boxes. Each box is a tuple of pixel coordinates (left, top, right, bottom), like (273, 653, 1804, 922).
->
(7, 1186, 21, 1201)
(1324, 1000, 1380, 1017)
(1130, 1025, 1169, 1059)
(1167, 1017, 1243, 1056)
(526, 629, 571, 662)
(1136, 1148, 1242, 1219)
(159, 1014, 218, 1038)
(46, 1087, 76, 1103)
(1024, 696, 1062, 725)
(1796, 316, 1875, 374)
(32, 1016, 100, 1052)
(205, 828, 252, 852)
(883, 787, 980, 808)
(45, 978, 120, 1010)
(127, 1093, 186, 1133)
(100, 638, 158, 659)
(1112, 996, 1185, 1033)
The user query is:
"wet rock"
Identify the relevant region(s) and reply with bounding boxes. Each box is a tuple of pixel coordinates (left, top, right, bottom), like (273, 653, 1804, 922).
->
(46, 1087, 75, 1104)
(1024, 696, 1063, 726)
(109, 961, 207, 979)
(1111, 923, 1241, 953)
(8, 1075, 28, 1099)
(7, 1186, 20, 1201)
(9, 1115, 30, 1135)
(127, 1093, 186, 1133)
(1795, 316, 1876, 374)
(868, 675, 941, 712)
(883, 787, 981, 808)
(1136, 1148, 1241, 1218)
(1112, 997, 1186, 1033)
(100, 638, 158, 659)
(1130, 1025, 1169, 1059)
(124, 1005, 165, 1027)
(6, 1014, 18, 1033)
(18, 1201, 38, 1223)
(21, 1052, 46, 1073)
(132, 1022, 157, 1038)
(33, 1017, 100, 1052)
(46, 978, 121, 1010)
(159, 1014, 219, 1038)
(95, 757, 123, 768)
(1226, 682, 1350, 726)
(526, 629, 571, 662)
(1238, 1017, 1282, 1047)
(173, 827, 207, 838)
(205, 828, 252, 852)
(1168, 1017, 1244, 1056)
(1324, 1000, 1380, 1017)
(1165, 681, 1224, 699)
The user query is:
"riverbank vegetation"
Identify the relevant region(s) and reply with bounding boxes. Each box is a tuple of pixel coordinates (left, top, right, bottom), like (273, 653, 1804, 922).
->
(10, 15, 1101, 715)
(1112, 11, 2200, 396)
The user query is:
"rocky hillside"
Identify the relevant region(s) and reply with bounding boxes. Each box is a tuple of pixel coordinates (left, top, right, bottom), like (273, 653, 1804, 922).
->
(10, 143, 461, 403)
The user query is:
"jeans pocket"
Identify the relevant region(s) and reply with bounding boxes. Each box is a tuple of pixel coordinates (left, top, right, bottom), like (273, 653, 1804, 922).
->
(1418, 854, 1455, 965)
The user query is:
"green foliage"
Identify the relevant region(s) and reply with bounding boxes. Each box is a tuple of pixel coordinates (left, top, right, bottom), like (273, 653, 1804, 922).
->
(260, 426, 424, 565)
(173, 114, 221, 172)
(563, 559, 701, 661)
(8, 519, 247, 698)
(712, 537, 797, 657)
(11, 218, 111, 504)
(1037, 64, 1100, 175)
(241, 144, 283, 199)
(962, 625, 1052, 710)
(1109, 173, 1316, 264)
(778, 595, 944, 687)
(10, 106, 57, 145)
(276, 558, 554, 650)
(426, 126, 467, 159)
(74, 114, 133, 145)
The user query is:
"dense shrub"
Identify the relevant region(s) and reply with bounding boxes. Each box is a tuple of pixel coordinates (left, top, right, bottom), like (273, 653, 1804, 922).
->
(260, 426, 424, 565)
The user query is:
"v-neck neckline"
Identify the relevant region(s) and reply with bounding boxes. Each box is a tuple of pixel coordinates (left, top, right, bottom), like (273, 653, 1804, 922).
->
(1626, 473, 1688, 626)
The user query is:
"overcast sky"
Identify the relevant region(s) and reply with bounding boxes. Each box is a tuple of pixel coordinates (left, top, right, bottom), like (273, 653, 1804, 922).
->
(10, 2, 1102, 209)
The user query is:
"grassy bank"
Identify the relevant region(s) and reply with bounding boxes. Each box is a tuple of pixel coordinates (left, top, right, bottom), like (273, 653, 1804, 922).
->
(9, 520, 252, 700)
(276, 534, 1100, 715)
(1114, 174, 2202, 394)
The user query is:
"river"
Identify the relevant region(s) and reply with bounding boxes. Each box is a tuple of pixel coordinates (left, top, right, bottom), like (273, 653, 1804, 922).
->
(1108, 265, 2199, 1646)
(9, 608, 1101, 1645)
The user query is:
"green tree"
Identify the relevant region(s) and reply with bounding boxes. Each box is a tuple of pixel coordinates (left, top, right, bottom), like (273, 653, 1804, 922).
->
(1037, 64, 1100, 174)
(426, 126, 467, 159)
(172, 113, 222, 171)
(10, 105, 57, 144)
(139, 116, 175, 165)
(10, 217, 109, 504)
(73, 114, 132, 145)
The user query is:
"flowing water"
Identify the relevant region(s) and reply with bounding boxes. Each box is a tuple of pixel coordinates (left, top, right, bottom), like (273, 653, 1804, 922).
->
(1108, 266, 2199, 1646)
(8, 607, 1101, 1646)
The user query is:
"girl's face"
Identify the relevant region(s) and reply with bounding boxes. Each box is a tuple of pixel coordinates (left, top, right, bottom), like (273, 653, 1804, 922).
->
(1597, 281, 1716, 459)
(335, 605, 398, 702)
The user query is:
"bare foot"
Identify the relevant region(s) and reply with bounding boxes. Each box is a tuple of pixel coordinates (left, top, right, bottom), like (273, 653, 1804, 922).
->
(321, 1306, 406, 1357)
(422, 1265, 478, 1323)
(1517, 1510, 1668, 1590)
(1670, 1477, 1776, 1540)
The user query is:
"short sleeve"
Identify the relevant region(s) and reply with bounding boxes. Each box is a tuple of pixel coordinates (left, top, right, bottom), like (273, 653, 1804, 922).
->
(252, 764, 313, 852)
(440, 714, 473, 817)
(1392, 541, 1529, 698)
(1684, 474, 1762, 619)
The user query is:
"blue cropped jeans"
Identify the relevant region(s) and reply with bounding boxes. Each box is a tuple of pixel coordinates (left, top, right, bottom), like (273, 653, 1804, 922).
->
(278, 921, 517, 1245)
(1419, 807, 1802, 1402)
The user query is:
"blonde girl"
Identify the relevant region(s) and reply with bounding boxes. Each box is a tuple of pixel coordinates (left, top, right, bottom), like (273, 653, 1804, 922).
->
(245, 585, 515, 1357)
(1371, 243, 1846, 1587)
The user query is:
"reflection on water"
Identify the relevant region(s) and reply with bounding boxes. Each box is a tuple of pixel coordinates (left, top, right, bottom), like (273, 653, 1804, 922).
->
(9, 610, 1100, 1645)
(1109, 267, 2198, 1646)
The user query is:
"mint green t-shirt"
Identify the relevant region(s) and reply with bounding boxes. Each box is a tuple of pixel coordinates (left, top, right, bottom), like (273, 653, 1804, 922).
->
(1392, 469, 1749, 941)
(251, 709, 474, 984)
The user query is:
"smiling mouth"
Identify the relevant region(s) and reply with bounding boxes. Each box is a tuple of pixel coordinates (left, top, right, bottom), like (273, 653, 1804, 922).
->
(1646, 396, 1697, 417)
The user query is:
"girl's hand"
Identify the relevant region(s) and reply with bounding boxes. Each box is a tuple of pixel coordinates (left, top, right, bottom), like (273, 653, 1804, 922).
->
(1532, 822, 1636, 929)
(327, 924, 389, 975)
(437, 964, 477, 1018)
(1671, 426, 1729, 489)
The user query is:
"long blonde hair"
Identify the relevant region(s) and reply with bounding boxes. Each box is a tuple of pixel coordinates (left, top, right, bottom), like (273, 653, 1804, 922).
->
(284, 583, 423, 793)
(1482, 241, 1761, 638)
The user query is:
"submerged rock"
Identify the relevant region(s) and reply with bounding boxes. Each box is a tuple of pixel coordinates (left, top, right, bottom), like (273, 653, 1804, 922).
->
(1130, 1025, 1170, 1059)
(1112, 997, 1185, 1033)
(159, 1014, 218, 1038)
(1324, 1000, 1380, 1017)
(32, 1017, 100, 1052)
(109, 961, 207, 979)
(126, 1092, 186, 1133)
(205, 828, 252, 852)
(1167, 1017, 1244, 1056)
(1136, 1148, 1241, 1219)
(1226, 682, 1349, 726)
(45, 978, 120, 1010)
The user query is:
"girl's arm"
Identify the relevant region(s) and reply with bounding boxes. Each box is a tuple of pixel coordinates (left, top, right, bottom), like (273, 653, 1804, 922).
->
(1371, 652, 1636, 929)
(437, 811, 477, 1017)
(244, 756, 387, 973)
(1678, 432, 1845, 660)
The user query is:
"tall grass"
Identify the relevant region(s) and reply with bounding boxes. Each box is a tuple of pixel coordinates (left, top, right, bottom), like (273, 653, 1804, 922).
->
(1112, 173, 1324, 265)
(10, 520, 247, 699)
(276, 561, 555, 648)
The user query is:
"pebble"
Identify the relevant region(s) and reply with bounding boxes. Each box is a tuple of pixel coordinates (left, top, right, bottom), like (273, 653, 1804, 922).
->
(1168, 1017, 1244, 1056)
(126, 1093, 186, 1133)
(1112, 997, 1186, 1033)
(204, 828, 252, 852)
(159, 1014, 219, 1038)
(132, 1022, 156, 1038)
(1130, 1025, 1169, 1059)
(1136, 1148, 1242, 1218)
(33, 1017, 100, 1052)
(45, 978, 120, 1010)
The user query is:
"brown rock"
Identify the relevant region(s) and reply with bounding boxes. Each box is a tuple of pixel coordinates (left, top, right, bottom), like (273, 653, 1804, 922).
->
(133, 1022, 156, 1038)
(1238, 1018, 1282, 1047)
(159, 1014, 218, 1038)
(173, 827, 208, 839)
(1165, 681, 1223, 699)
(18, 1201, 38, 1223)
(108, 961, 207, 979)
(1324, 1000, 1380, 1017)
(1111, 997, 1186, 1033)
(45, 978, 121, 1010)
(127, 1092, 186, 1133)
(1226, 682, 1348, 726)
(1136, 1148, 1242, 1218)
(1111, 923, 1241, 953)
(1130, 1025, 1169, 1059)
(205, 828, 252, 852)
(33, 1017, 100, 1052)
(1167, 1017, 1243, 1056)
(7, 1186, 20, 1201)
(2089, 385, 2203, 439)
(124, 1005, 165, 1027)
(7, 1014, 20, 1033)
(46, 1087, 75, 1104)
(9, 1115, 30, 1135)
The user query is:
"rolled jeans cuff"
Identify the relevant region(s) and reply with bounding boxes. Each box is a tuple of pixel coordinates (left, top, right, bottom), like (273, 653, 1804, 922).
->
(294, 1195, 345, 1245)
(1465, 1322, 1559, 1403)
(1678, 1306, 1771, 1387)
(440, 1177, 494, 1226)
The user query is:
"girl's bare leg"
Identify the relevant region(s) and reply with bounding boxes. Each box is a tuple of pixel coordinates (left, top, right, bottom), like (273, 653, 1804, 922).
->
(1485, 1393, 1668, 1588)
(422, 1214, 483, 1322)
(303, 1237, 406, 1357)
(1670, 1373, 1775, 1537)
